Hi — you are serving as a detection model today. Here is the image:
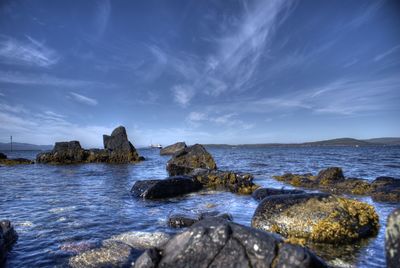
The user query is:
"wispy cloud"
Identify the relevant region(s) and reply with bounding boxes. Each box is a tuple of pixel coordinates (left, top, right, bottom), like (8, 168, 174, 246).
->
(69, 92, 98, 106)
(171, 84, 195, 107)
(94, 0, 111, 38)
(187, 111, 254, 130)
(0, 35, 60, 67)
(0, 92, 4, 97)
(374, 45, 400, 62)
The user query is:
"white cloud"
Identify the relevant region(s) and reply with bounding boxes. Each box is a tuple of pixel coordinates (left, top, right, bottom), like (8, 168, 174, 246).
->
(171, 84, 195, 107)
(94, 0, 111, 38)
(187, 111, 254, 130)
(0, 35, 60, 67)
(187, 112, 207, 121)
(69, 92, 98, 106)
(374, 45, 400, 62)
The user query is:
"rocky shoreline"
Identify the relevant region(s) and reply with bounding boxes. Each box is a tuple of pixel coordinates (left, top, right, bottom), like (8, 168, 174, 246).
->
(1, 131, 400, 267)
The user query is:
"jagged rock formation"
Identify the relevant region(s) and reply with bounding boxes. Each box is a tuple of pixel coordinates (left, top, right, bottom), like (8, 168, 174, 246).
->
(160, 142, 186, 155)
(0, 220, 18, 264)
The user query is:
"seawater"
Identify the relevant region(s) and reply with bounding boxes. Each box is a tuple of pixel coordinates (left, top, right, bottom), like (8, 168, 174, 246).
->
(1, 146, 400, 267)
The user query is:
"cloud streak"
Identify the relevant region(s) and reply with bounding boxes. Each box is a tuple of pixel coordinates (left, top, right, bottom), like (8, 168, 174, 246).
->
(69, 92, 98, 106)
(0, 35, 60, 67)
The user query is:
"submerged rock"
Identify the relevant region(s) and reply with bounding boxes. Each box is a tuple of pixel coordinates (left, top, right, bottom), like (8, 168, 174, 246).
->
(386, 208, 400, 268)
(160, 142, 186, 156)
(0, 220, 18, 264)
(69, 240, 139, 268)
(104, 231, 171, 250)
(251, 193, 379, 244)
(191, 168, 259, 194)
(36, 126, 142, 164)
(0, 157, 34, 165)
(134, 217, 327, 268)
(131, 176, 202, 199)
(252, 187, 305, 201)
(371, 176, 400, 202)
(166, 144, 217, 176)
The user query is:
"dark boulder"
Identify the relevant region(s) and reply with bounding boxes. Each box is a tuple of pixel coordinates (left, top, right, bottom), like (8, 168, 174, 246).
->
(36, 141, 87, 164)
(252, 193, 379, 244)
(371, 177, 400, 202)
(168, 214, 198, 228)
(0, 220, 18, 264)
(134, 217, 327, 268)
(166, 144, 217, 176)
(0, 153, 6, 159)
(252, 188, 305, 201)
(191, 168, 258, 194)
(160, 142, 186, 156)
(316, 167, 345, 185)
(386, 208, 400, 268)
(103, 126, 140, 163)
(131, 176, 202, 199)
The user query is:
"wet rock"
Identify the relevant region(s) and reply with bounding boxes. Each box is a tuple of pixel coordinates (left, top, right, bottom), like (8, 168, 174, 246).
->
(134, 217, 327, 268)
(0, 220, 18, 264)
(252, 187, 305, 201)
(131, 176, 202, 199)
(251, 193, 379, 244)
(198, 211, 233, 221)
(160, 142, 186, 156)
(104, 231, 171, 250)
(69, 240, 139, 268)
(0, 153, 6, 159)
(0, 157, 34, 165)
(168, 214, 198, 228)
(371, 177, 400, 202)
(191, 168, 259, 194)
(36, 126, 142, 164)
(103, 126, 140, 163)
(166, 144, 217, 176)
(386, 208, 400, 268)
(316, 167, 344, 185)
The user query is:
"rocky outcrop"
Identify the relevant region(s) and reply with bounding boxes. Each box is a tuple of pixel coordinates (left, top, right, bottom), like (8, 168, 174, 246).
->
(0, 220, 18, 264)
(0, 157, 34, 165)
(131, 176, 203, 199)
(251, 193, 379, 244)
(190, 168, 259, 194)
(272, 168, 400, 202)
(134, 217, 327, 268)
(166, 144, 217, 176)
(168, 211, 233, 228)
(252, 188, 305, 201)
(36, 126, 142, 164)
(160, 142, 186, 156)
(386, 208, 400, 268)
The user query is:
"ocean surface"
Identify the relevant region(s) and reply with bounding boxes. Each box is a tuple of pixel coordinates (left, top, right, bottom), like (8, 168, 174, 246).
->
(1, 146, 400, 268)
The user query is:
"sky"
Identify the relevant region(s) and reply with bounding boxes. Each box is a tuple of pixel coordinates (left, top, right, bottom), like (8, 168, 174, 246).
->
(0, 0, 399, 147)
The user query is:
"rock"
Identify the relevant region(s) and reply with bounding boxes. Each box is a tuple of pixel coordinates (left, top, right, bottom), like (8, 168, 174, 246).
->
(168, 214, 198, 228)
(371, 177, 400, 202)
(386, 208, 400, 268)
(104, 231, 171, 250)
(198, 211, 233, 221)
(133, 217, 327, 268)
(0, 220, 18, 264)
(36, 126, 142, 164)
(252, 188, 305, 201)
(251, 193, 379, 244)
(166, 144, 217, 176)
(103, 126, 140, 163)
(191, 168, 259, 194)
(0, 153, 6, 159)
(0, 157, 34, 165)
(131, 176, 202, 199)
(69, 240, 139, 268)
(160, 142, 186, 156)
(316, 167, 345, 185)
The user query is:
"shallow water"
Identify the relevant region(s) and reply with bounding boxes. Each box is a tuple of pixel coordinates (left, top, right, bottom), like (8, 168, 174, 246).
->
(1, 146, 399, 267)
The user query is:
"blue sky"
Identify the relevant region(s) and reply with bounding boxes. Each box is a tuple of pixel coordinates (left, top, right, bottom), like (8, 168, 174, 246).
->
(0, 0, 399, 147)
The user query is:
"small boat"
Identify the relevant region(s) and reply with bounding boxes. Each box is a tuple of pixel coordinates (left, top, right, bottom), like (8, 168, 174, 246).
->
(149, 144, 162, 149)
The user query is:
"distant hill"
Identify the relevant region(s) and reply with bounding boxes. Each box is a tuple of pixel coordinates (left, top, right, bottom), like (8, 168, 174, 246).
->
(206, 137, 400, 147)
(0, 142, 53, 151)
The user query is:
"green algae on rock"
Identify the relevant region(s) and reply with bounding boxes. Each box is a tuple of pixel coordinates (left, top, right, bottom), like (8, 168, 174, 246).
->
(251, 193, 379, 244)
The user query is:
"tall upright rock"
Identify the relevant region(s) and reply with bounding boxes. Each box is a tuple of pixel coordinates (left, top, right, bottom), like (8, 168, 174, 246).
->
(103, 126, 140, 163)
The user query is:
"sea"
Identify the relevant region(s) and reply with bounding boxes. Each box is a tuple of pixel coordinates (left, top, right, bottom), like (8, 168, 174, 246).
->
(1, 146, 400, 267)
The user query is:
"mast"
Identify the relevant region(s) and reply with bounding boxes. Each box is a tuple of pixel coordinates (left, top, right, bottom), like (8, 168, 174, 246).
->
(10, 135, 13, 152)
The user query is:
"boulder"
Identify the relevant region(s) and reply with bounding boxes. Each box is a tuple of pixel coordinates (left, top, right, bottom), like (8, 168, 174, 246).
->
(191, 168, 259, 194)
(0, 220, 18, 264)
(386, 208, 400, 268)
(0, 153, 6, 159)
(134, 217, 327, 268)
(252, 188, 305, 201)
(104, 231, 171, 250)
(103, 126, 140, 163)
(371, 177, 400, 202)
(36, 141, 88, 164)
(316, 167, 345, 185)
(69, 241, 140, 268)
(166, 144, 217, 176)
(160, 142, 186, 155)
(251, 193, 379, 244)
(131, 176, 202, 199)
(168, 211, 233, 228)
(0, 157, 34, 165)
